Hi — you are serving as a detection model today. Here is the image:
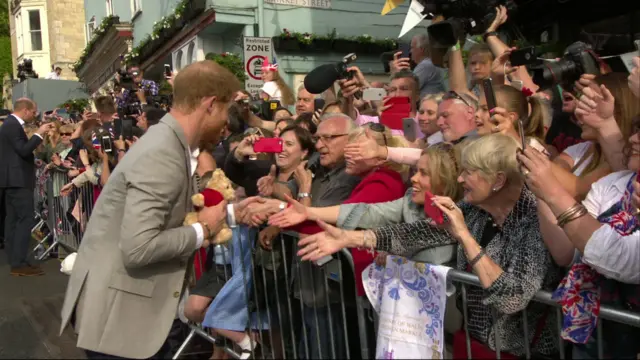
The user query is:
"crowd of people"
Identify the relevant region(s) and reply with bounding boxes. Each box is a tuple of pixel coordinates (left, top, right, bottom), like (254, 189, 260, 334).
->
(0, 6, 638, 360)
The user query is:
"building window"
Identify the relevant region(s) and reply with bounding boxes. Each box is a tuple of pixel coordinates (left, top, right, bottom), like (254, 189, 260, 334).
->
(28, 10, 42, 51)
(131, 0, 141, 14)
(86, 16, 96, 44)
(15, 13, 23, 55)
(106, 0, 113, 15)
(187, 42, 195, 65)
(176, 50, 183, 70)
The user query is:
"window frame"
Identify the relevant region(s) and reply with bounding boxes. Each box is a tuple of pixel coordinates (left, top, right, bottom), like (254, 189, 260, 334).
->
(15, 12, 23, 55)
(86, 18, 96, 44)
(27, 9, 43, 52)
(131, 0, 141, 15)
(106, 0, 113, 16)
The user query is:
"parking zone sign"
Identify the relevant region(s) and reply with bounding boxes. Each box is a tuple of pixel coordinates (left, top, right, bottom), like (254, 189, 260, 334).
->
(243, 37, 273, 96)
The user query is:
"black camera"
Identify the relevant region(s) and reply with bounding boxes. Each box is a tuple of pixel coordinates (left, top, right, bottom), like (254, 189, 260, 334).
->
(116, 67, 139, 90)
(238, 98, 280, 120)
(17, 59, 39, 82)
(423, 0, 517, 47)
(530, 41, 601, 91)
(338, 53, 358, 80)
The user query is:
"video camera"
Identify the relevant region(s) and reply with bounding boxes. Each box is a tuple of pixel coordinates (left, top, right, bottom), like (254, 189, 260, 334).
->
(530, 41, 601, 91)
(17, 59, 39, 82)
(236, 97, 280, 120)
(304, 53, 358, 95)
(422, 0, 517, 47)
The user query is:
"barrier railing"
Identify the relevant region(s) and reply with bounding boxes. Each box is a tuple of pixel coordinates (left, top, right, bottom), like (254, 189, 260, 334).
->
(32, 169, 95, 260)
(174, 226, 640, 360)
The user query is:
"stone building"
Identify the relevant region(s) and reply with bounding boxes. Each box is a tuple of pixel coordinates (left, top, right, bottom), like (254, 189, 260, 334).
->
(8, 0, 86, 80)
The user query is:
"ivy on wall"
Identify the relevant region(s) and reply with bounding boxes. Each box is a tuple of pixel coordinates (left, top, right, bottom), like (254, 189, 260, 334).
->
(73, 16, 120, 73)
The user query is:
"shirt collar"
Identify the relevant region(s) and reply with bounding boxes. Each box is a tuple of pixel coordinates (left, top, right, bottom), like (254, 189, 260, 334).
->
(13, 114, 24, 126)
(189, 147, 200, 177)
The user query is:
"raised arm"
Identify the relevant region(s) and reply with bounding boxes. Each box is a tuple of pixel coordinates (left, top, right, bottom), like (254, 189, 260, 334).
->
(5, 120, 44, 158)
(337, 197, 405, 229)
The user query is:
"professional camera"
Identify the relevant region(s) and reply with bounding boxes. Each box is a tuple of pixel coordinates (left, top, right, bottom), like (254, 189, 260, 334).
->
(423, 0, 517, 47)
(116, 67, 138, 90)
(530, 41, 601, 90)
(17, 59, 39, 82)
(304, 53, 358, 94)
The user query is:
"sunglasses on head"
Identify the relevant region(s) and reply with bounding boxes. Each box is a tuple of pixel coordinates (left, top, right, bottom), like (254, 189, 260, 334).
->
(443, 91, 472, 108)
(366, 123, 388, 147)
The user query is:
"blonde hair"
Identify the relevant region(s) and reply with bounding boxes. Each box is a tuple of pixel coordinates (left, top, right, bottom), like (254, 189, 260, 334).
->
(59, 124, 74, 134)
(24, 124, 38, 139)
(468, 43, 494, 64)
(348, 124, 410, 177)
(272, 71, 295, 107)
(421, 143, 463, 201)
(422, 92, 445, 104)
(172, 60, 241, 112)
(461, 133, 522, 184)
(494, 85, 548, 141)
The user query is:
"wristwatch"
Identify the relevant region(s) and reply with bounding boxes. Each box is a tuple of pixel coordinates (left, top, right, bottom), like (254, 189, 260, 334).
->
(298, 192, 311, 201)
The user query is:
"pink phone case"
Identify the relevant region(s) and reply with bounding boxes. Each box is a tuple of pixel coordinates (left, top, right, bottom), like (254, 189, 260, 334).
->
(424, 191, 445, 225)
(253, 138, 283, 153)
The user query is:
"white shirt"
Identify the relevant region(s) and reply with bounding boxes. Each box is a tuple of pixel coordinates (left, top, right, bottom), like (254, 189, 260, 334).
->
(563, 141, 593, 176)
(426, 131, 444, 146)
(13, 113, 42, 139)
(261, 81, 282, 100)
(581, 170, 640, 284)
(188, 148, 205, 249)
(45, 71, 60, 79)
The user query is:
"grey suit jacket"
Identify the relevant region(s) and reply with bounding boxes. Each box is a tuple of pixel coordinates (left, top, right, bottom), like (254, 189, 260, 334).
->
(60, 114, 198, 359)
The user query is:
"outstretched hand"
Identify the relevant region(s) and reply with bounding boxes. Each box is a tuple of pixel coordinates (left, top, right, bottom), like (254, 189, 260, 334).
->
(268, 194, 308, 228)
(296, 220, 348, 262)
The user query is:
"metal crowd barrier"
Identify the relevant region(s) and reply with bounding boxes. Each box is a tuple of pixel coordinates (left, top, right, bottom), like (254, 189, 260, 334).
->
(173, 226, 640, 360)
(32, 169, 95, 260)
(173, 228, 374, 360)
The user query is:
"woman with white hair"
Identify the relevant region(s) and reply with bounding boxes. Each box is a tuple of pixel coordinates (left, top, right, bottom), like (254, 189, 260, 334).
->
(296, 133, 563, 358)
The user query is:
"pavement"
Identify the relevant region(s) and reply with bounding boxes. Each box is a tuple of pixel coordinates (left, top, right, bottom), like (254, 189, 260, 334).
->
(0, 253, 86, 359)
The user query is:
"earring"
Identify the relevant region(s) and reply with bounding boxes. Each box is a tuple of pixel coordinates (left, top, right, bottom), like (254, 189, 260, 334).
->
(492, 188, 498, 192)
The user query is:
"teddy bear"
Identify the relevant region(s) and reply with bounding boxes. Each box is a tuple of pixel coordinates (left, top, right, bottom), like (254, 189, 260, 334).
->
(184, 168, 236, 245)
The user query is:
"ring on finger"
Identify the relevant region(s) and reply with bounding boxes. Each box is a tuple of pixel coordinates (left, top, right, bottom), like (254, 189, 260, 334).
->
(522, 168, 530, 176)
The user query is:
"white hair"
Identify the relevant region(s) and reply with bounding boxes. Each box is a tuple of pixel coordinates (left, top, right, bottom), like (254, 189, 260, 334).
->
(319, 113, 356, 132)
(413, 33, 429, 50)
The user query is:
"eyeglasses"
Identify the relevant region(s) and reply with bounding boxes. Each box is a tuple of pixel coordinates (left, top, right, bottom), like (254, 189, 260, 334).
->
(313, 133, 348, 144)
(366, 123, 388, 147)
(443, 91, 473, 109)
(60, 133, 72, 136)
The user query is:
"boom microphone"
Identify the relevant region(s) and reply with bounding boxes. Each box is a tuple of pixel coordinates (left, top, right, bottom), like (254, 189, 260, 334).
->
(303, 53, 358, 94)
(304, 64, 340, 94)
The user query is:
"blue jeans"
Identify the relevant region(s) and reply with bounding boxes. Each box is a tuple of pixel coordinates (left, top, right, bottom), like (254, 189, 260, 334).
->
(298, 303, 345, 359)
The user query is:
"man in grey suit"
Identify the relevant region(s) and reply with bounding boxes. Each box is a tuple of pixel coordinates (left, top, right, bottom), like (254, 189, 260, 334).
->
(60, 61, 244, 359)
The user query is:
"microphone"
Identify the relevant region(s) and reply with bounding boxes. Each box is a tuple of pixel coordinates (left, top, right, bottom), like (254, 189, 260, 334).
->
(304, 64, 340, 94)
(303, 53, 358, 94)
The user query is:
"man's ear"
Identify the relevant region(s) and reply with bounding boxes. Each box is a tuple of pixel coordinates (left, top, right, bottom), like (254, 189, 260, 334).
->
(203, 96, 217, 113)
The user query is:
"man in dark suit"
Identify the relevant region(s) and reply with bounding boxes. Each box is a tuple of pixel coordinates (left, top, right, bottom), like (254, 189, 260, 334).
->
(0, 98, 53, 276)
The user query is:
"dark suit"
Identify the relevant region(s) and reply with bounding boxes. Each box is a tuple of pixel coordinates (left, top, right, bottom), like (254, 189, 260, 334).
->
(0, 115, 43, 267)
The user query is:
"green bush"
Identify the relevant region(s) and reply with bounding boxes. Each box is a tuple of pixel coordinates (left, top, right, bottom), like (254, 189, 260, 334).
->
(205, 52, 247, 83)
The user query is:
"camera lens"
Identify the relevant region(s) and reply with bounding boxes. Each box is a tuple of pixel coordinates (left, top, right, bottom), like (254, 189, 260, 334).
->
(530, 59, 578, 90)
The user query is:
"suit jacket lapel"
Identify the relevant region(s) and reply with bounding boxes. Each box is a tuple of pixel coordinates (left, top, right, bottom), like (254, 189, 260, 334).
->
(159, 114, 194, 213)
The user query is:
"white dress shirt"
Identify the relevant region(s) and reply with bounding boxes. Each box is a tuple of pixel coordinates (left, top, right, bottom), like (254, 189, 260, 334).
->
(45, 71, 60, 79)
(582, 170, 640, 284)
(13, 114, 42, 139)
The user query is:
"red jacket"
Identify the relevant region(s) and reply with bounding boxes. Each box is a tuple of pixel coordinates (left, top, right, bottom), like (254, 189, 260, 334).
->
(289, 167, 406, 296)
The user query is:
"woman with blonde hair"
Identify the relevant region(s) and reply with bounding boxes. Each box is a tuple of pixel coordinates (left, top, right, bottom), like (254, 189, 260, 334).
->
(260, 59, 295, 107)
(417, 92, 445, 147)
(296, 134, 563, 358)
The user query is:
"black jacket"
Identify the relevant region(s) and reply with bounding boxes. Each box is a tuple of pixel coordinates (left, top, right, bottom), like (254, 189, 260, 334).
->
(0, 115, 43, 188)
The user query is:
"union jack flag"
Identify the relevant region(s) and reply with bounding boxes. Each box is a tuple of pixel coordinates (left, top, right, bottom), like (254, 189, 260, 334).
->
(261, 57, 278, 72)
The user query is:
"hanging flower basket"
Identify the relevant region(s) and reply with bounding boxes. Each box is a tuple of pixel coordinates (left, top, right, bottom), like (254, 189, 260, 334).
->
(183, 0, 207, 21)
(311, 38, 333, 52)
(273, 37, 301, 51)
(332, 39, 355, 53)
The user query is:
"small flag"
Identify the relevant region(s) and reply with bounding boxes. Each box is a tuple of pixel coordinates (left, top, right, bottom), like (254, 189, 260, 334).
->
(261, 57, 278, 72)
(381, 0, 404, 15)
(399, 0, 427, 38)
(91, 130, 101, 150)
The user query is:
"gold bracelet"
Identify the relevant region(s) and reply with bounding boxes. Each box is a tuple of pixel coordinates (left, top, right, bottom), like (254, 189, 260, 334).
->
(556, 204, 582, 226)
(557, 204, 588, 228)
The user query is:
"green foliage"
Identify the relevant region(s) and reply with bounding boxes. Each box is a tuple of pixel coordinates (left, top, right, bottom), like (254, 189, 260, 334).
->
(58, 98, 90, 113)
(73, 16, 119, 72)
(0, 0, 9, 37)
(0, 37, 13, 78)
(205, 52, 247, 83)
(278, 29, 397, 49)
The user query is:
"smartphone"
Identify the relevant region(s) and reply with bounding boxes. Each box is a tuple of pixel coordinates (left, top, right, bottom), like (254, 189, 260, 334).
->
(164, 64, 172, 78)
(380, 96, 411, 130)
(518, 119, 526, 150)
(120, 118, 134, 141)
(253, 138, 283, 153)
(314, 98, 325, 112)
(509, 46, 536, 67)
(399, 42, 411, 59)
(101, 135, 113, 153)
(423, 191, 445, 225)
(482, 78, 497, 111)
(402, 118, 417, 142)
(363, 88, 387, 101)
